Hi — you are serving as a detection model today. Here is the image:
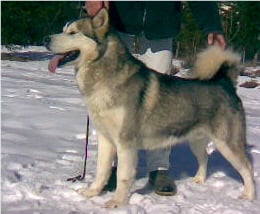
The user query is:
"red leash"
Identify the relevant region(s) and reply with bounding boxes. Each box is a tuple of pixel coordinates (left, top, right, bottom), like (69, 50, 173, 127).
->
(67, 116, 90, 182)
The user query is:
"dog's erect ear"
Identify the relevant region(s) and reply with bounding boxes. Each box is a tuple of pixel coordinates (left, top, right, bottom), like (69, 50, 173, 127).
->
(92, 8, 109, 41)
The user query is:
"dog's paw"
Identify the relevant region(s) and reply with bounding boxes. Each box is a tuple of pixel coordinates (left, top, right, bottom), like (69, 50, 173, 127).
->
(193, 175, 205, 184)
(239, 191, 256, 201)
(104, 199, 126, 208)
(77, 188, 101, 197)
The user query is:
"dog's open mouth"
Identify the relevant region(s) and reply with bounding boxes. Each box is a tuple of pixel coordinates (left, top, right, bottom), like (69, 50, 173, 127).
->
(48, 50, 80, 73)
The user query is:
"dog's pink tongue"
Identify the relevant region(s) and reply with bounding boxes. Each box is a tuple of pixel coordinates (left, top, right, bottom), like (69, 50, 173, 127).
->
(48, 55, 63, 73)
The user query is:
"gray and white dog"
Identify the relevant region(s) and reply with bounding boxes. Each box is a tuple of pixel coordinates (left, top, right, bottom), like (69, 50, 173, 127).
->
(45, 9, 255, 208)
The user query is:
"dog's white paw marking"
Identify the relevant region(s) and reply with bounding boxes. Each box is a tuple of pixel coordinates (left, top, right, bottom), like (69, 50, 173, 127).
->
(77, 188, 100, 197)
(104, 199, 125, 208)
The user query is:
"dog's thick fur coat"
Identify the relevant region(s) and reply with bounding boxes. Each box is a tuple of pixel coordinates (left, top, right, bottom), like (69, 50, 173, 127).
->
(45, 9, 256, 208)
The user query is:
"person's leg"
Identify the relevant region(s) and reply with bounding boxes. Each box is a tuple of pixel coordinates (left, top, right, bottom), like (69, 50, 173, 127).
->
(146, 148, 170, 172)
(137, 36, 176, 196)
(138, 48, 173, 74)
(138, 36, 172, 173)
(138, 36, 173, 74)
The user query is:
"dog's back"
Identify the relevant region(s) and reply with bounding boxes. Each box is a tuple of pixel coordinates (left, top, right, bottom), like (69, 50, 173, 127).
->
(123, 46, 243, 149)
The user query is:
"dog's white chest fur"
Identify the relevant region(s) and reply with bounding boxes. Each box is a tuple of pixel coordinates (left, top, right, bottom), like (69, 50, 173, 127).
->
(87, 88, 126, 140)
(76, 68, 125, 140)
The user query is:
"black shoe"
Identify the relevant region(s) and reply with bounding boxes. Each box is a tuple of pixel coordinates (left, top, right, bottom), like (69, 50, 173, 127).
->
(149, 170, 177, 196)
(102, 167, 117, 192)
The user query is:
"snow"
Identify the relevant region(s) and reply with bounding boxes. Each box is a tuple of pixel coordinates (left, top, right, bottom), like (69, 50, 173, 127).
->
(1, 46, 260, 214)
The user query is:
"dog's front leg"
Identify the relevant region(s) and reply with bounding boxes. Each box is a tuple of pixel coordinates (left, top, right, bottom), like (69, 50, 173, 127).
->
(78, 133, 116, 197)
(105, 144, 138, 208)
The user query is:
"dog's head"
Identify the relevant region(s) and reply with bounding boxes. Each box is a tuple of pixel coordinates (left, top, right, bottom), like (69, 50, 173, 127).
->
(44, 8, 109, 73)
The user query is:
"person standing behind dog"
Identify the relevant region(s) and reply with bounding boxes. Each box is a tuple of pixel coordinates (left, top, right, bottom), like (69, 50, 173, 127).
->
(86, 1, 226, 196)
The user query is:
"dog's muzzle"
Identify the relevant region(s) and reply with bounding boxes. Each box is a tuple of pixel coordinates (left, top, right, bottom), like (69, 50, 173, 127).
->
(44, 35, 80, 73)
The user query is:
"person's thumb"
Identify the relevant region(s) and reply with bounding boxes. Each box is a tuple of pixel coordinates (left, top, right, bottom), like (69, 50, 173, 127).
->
(208, 33, 214, 45)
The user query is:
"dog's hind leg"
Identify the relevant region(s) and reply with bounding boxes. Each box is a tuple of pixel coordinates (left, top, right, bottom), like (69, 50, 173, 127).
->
(214, 140, 256, 200)
(189, 136, 209, 184)
(214, 138, 255, 200)
(212, 114, 256, 200)
(105, 144, 138, 208)
(212, 111, 256, 200)
(78, 133, 116, 197)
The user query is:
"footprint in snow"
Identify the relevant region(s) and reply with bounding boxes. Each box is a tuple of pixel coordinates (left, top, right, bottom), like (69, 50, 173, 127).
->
(189, 202, 223, 214)
(49, 106, 66, 111)
(26, 88, 44, 99)
(56, 150, 81, 165)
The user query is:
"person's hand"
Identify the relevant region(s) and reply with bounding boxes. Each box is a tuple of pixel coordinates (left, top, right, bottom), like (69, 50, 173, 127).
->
(208, 33, 227, 49)
(85, 1, 109, 17)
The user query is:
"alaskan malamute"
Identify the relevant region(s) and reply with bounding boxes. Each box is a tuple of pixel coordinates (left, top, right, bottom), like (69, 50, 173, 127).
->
(45, 8, 255, 208)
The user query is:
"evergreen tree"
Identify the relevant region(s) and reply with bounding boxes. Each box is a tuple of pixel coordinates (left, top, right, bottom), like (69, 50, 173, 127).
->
(1, 1, 81, 45)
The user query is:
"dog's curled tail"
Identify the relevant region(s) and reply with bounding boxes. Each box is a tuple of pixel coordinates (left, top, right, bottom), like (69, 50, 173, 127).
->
(192, 45, 241, 85)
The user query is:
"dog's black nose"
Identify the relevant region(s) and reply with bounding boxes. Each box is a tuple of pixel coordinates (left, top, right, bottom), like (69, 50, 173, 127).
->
(43, 36, 51, 48)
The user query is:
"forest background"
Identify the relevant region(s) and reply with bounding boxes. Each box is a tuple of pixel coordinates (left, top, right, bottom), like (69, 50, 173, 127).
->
(1, 1, 259, 64)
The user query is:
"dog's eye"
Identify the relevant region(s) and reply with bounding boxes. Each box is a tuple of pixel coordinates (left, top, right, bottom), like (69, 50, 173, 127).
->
(69, 31, 77, 35)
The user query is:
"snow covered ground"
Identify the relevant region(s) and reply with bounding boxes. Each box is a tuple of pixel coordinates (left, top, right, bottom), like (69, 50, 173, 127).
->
(1, 46, 260, 213)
